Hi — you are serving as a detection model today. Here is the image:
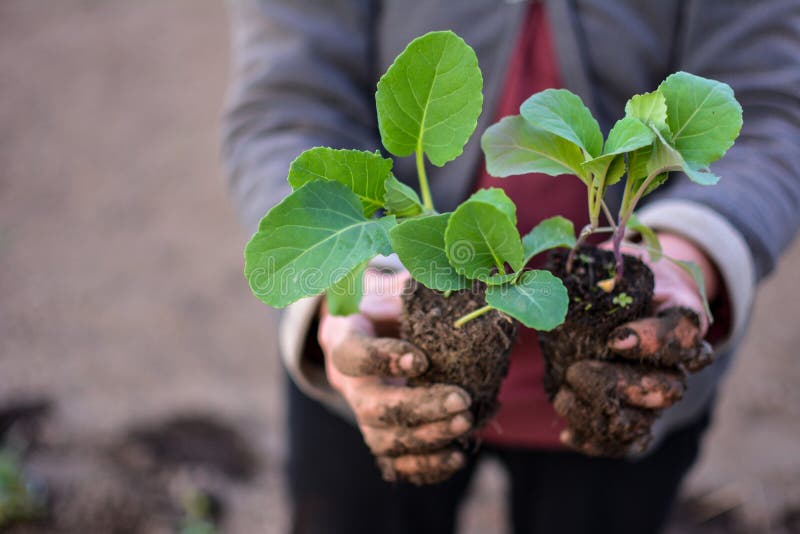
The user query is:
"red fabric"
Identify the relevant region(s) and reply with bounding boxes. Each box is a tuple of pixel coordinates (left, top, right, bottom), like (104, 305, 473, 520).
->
(474, 3, 590, 448)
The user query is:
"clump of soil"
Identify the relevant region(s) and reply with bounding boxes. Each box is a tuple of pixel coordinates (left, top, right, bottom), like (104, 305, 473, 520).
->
(539, 246, 666, 454)
(539, 246, 655, 398)
(401, 280, 518, 429)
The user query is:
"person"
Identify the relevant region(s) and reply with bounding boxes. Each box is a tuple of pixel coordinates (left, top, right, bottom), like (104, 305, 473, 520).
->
(223, 1, 800, 532)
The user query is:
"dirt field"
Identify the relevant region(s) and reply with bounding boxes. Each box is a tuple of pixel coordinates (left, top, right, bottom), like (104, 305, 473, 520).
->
(1, 1, 798, 532)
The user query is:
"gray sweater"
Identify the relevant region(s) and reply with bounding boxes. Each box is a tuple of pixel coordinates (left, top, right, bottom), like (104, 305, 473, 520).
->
(223, 0, 800, 447)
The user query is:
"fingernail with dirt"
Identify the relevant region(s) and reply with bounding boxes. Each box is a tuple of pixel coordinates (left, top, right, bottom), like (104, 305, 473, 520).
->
(609, 328, 639, 351)
(444, 391, 470, 414)
(450, 414, 471, 434)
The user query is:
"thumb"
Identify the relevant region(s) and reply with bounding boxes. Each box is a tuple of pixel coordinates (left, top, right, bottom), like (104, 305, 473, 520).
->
(360, 269, 409, 323)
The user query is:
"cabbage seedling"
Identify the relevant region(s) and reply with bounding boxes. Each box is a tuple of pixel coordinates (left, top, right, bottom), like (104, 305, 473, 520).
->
(244, 31, 571, 331)
(482, 72, 743, 318)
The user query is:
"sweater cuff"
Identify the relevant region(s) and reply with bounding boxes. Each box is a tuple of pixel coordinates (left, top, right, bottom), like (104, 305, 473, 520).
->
(637, 199, 756, 350)
(279, 296, 352, 418)
(278, 254, 405, 419)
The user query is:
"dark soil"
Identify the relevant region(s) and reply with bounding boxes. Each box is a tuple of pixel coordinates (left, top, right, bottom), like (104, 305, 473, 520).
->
(1, 407, 254, 533)
(0, 398, 52, 450)
(401, 280, 518, 429)
(540, 246, 662, 454)
(539, 246, 655, 398)
(118, 414, 258, 481)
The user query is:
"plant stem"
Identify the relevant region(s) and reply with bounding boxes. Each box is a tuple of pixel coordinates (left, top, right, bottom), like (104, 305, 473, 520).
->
(601, 201, 617, 232)
(619, 170, 635, 219)
(613, 168, 666, 282)
(590, 174, 606, 229)
(612, 224, 626, 282)
(619, 170, 663, 227)
(566, 224, 594, 273)
(453, 304, 494, 329)
(415, 148, 434, 211)
(587, 176, 599, 229)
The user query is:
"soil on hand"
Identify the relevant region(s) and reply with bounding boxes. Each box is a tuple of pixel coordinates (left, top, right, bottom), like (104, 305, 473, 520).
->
(401, 280, 518, 429)
(540, 246, 655, 397)
(539, 246, 658, 454)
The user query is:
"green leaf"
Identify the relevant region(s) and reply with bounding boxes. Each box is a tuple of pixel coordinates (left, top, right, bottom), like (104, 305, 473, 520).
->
(482, 272, 518, 286)
(287, 147, 392, 217)
(468, 188, 517, 225)
(376, 30, 483, 167)
(520, 88, 603, 158)
(245, 181, 395, 308)
(580, 154, 614, 183)
(625, 90, 669, 135)
(629, 125, 717, 202)
(481, 115, 586, 181)
(326, 261, 368, 316)
(521, 216, 576, 265)
(648, 128, 720, 186)
(627, 144, 652, 182)
(389, 213, 470, 291)
(485, 270, 568, 330)
(605, 155, 626, 186)
(628, 145, 670, 195)
(445, 200, 524, 281)
(659, 71, 742, 167)
(627, 213, 662, 262)
(666, 258, 713, 323)
(582, 117, 655, 179)
(682, 164, 720, 186)
(384, 175, 423, 217)
(604, 117, 656, 154)
(631, 144, 670, 197)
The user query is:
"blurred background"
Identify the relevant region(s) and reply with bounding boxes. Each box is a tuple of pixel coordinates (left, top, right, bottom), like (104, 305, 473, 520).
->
(0, 1, 798, 532)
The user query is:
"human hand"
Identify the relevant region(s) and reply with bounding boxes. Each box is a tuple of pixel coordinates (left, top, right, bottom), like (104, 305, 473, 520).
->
(319, 269, 473, 484)
(554, 233, 719, 456)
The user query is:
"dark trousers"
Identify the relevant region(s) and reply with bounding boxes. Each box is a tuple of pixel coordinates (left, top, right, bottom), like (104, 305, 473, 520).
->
(287, 377, 709, 534)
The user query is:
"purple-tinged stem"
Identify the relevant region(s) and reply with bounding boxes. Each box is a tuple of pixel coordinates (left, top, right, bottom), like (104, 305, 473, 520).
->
(612, 226, 626, 283)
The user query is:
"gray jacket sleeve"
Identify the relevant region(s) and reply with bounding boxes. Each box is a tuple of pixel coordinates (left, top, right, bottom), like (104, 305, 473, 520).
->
(647, 0, 800, 281)
(636, 1, 800, 448)
(223, 0, 379, 234)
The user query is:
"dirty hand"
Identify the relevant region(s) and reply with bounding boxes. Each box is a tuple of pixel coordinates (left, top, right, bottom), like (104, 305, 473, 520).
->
(555, 233, 720, 456)
(319, 269, 473, 484)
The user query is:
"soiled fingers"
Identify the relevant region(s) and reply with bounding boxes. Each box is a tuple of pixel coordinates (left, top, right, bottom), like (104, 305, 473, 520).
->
(377, 448, 465, 486)
(559, 427, 651, 458)
(554, 388, 654, 457)
(565, 360, 685, 410)
(607, 307, 715, 371)
(361, 411, 473, 456)
(331, 335, 428, 378)
(555, 359, 684, 456)
(353, 384, 471, 427)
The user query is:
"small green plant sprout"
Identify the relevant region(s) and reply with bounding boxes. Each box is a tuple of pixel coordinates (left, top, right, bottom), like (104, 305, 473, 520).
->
(244, 31, 572, 331)
(0, 449, 44, 527)
(482, 72, 743, 319)
(179, 489, 217, 534)
(612, 292, 633, 308)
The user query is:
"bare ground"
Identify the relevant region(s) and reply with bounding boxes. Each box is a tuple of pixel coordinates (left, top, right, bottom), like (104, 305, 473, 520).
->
(0, 1, 798, 532)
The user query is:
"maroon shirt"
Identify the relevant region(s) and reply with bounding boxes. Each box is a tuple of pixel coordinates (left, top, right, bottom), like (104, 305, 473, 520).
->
(475, 3, 590, 448)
